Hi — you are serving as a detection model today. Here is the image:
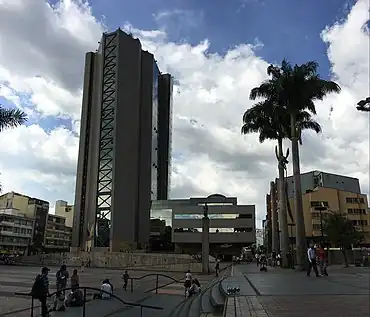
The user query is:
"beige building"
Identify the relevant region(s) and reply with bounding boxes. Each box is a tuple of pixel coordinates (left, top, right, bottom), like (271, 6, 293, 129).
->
(44, 214, 72, 251)
(55, 200, 74, 227)
(0, 192, 49, 251)
(287, 187, 370, 244)
(265, 171, 370, 250)
(0, 208, 34, 254)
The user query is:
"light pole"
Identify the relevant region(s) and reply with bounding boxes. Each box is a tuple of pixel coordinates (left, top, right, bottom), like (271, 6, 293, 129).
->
(202, 203, 210, 274)
(314, 202, 327, 243)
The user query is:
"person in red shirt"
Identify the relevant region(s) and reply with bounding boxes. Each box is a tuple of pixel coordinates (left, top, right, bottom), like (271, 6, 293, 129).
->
(318, 244, 328, 276)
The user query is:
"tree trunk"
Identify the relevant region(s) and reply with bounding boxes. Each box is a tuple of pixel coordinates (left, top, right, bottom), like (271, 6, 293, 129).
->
(277, 138, 289, 268)
(290, 113, 307, 270)
(270, 181, 279, 253)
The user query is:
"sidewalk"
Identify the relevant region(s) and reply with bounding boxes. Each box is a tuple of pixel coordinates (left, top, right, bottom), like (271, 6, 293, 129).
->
(224, 264, 369, 317)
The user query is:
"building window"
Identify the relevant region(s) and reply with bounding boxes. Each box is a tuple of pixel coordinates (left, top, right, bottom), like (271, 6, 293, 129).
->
(346, 197, 365, 204)
(310, 201, 329, 207)
(348, 208, 366, 215)
(312, 224, 321, 230)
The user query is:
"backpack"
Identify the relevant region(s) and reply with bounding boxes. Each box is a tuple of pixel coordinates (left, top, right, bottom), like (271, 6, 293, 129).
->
(31, 274, 46, 299)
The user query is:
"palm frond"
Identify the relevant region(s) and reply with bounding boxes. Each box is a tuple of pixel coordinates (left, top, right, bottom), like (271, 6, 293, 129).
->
(0, 107, 27, 132)
(299, 120, 322, 133)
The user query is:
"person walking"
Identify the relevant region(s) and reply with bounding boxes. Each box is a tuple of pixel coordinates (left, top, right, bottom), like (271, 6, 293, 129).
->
(318, 244, 328, 276)
(215, 258, 220, 277)
(255, 253, 260, 267)
(122, 270, 129, 291)
(272, 250, 277, 267)
(70, 269, 79, 291)
(56, 265, 69, 295)
(31, 267, 50, 317)
(307, 244, 320, 277)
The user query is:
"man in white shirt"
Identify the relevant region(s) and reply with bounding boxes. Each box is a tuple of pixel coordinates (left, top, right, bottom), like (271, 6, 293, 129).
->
(307, 244, 320, 277)
(101, 279, 113, 299)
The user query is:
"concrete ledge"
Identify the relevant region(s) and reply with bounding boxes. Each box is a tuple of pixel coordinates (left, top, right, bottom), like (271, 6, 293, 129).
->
(17, 251, 203, 273)
(225, 296, 268, 317)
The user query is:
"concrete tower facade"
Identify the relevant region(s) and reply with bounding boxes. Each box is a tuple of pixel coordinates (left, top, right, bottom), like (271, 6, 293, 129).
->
(72, 29, 172, 252)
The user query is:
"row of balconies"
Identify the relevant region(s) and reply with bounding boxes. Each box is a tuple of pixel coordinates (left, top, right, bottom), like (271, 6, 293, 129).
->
(0, 221, 34, 229)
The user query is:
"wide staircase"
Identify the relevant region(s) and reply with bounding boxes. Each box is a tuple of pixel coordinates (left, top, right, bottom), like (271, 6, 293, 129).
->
(167, 266, 232, 317)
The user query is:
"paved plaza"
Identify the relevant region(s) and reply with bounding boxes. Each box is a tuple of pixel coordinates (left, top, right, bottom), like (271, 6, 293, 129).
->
(229, 264, 370, 317)
(0, 265, 199, 317)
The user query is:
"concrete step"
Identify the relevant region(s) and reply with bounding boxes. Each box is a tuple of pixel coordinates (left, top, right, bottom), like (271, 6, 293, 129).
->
(187, 291, 203, 317)
(201, 286, 217, 314)
(209, 282, 226, 311)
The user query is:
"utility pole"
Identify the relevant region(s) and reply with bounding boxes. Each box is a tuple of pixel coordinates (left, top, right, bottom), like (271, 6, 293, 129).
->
(202, 203, 210, 274)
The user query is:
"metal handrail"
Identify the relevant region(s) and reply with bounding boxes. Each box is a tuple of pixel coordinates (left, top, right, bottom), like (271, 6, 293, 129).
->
(15, 286, 162, 317)
(129, 273, 183, 294)
(129, 264, 232, 294)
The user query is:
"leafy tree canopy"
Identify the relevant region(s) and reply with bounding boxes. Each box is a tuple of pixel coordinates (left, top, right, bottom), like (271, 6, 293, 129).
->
(323, 213, 363, 248)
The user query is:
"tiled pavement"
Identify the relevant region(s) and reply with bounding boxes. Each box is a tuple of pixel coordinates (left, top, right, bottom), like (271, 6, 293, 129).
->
(0, 265, 187, 316)
(226, 264, 370, 317)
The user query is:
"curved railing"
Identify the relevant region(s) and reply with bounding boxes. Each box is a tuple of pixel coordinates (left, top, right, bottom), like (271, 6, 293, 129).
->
(15, 286, 162, 317)
(167, 264, 233, 316)
(130, 273, 184, 294)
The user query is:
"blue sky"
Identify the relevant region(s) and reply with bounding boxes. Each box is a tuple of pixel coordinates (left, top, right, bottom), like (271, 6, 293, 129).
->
(85, 0, 353, 78)
(4, 0, 355, 132)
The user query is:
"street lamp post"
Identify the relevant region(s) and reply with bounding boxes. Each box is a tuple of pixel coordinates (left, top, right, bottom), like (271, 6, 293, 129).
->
(314, 203, 327, 242)
(202, 203, 210, 274)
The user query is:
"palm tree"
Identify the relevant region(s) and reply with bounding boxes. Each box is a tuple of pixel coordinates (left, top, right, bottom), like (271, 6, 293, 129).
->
(356, 97, 370, 112)
(250, 59, 340, 269)
(242, 99, 321, 267)
(0, 106, 27, 132)
(0, 105, 27, 192)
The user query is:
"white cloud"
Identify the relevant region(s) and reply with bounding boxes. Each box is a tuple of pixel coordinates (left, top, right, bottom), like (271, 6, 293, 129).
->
(0, 0, 368, 227)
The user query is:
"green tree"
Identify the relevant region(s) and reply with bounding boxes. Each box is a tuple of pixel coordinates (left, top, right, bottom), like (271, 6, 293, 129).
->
(250, 59, 340, 269)
(323, 213, 363, 267)
(242, 99, 321, 267)
(0, 106, 27, 192)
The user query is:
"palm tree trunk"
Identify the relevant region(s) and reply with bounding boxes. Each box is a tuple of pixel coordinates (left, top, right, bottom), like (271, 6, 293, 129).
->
(290, 113, 307, 270)
(270, 181, 279, 253)
(277, 138, 289, 268)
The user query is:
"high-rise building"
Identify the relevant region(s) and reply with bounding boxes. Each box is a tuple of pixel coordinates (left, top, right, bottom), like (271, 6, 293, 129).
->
(72, 29, 173, 252)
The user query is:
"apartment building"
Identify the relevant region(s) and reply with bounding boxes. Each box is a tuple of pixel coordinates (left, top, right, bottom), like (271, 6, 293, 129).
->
(0, 208, 34, 254)
(44, 214, 72, 251)
(287, 187, 370, 244)
(0, 192, 49, 251)
(55, 200, 74, 227)
(265, 171, 370, 250)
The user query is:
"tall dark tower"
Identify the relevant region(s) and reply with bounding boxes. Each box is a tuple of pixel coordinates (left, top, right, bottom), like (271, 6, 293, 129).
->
(157, 74, 173, 200)
(72, 29, 172, 252)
